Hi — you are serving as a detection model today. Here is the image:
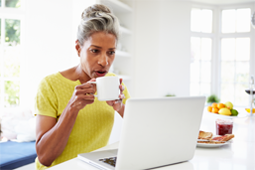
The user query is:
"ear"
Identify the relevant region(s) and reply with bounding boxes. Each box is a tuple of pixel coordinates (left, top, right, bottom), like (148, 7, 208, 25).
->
(75, 40, 81, 57)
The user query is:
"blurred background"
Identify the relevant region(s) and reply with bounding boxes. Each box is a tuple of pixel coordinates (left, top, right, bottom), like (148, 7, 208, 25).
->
(0, 0, 254, 110)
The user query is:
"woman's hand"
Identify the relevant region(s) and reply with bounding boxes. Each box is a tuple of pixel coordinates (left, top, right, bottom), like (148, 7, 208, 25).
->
(106, 78, 125, 113)
(68, 78, 96, 113)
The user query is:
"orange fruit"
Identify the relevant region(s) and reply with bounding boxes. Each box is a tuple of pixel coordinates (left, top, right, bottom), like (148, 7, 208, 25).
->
(207, 106, 212, 112)
(212, 103, 218, 108)
(212, 107, 219, 113)
(217, 103, 225, 109)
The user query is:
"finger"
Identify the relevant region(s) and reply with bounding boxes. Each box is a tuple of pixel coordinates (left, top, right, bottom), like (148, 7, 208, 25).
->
(82, 97, 95, 102)
(78, 78, 96, 89)
(88, 78, 96, 83)
(77, 99, 94, 106)
(74, 88, 95, 95)
(114, 100, 122, 105)
(118, 94, 125, 100)
(119, 85, 125, 93)
(119, 78, 123, 85)
(75, 83, 94, 90)
(88, 79, 97, 91)
(76, 93, 95, 101)
(82, 95, 95, 101)
(73, 87, 95, 95)
(75, 99, 94, 109)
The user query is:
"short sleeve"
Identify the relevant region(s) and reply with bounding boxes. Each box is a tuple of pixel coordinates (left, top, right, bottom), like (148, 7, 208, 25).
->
(34, 77, 58, 118)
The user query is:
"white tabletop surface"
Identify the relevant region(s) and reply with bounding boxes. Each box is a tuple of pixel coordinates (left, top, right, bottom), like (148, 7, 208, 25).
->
(48, 108, 255, 170)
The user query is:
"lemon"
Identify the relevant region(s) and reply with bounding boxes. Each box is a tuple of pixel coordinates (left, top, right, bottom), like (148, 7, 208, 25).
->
(218, 108, 231, 116)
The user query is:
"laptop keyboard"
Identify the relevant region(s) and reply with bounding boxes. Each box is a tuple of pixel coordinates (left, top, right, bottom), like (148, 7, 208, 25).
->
(99, 157, 117, 167)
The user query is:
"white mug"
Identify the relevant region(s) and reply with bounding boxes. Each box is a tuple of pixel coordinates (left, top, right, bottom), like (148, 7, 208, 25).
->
(91, 76, 120, 101)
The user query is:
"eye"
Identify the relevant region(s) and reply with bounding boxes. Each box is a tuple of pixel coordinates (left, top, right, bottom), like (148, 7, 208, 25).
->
(108, 51, 115, 55)
(91, 49, 99, 53)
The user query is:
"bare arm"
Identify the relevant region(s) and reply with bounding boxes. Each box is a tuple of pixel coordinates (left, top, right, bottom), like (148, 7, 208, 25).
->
(36, 107, 78, 166)
(36, 80, 96, 166)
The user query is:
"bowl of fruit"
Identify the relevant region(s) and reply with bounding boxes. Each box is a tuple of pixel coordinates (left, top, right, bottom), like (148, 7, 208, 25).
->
(207, 101, 240, 118)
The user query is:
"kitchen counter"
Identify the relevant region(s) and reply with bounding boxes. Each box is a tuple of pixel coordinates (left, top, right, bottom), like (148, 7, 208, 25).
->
(48, 109, 255, 170)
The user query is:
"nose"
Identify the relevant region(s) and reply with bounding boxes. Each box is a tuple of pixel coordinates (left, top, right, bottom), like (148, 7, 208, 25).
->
(98, 54, 108, 67)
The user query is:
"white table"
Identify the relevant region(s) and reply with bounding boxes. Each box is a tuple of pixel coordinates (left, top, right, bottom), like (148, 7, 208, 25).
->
(48, 109, 255, 170)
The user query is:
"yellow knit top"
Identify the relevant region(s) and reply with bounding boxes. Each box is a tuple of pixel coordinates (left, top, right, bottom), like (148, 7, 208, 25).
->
(35, 72, 130, 170)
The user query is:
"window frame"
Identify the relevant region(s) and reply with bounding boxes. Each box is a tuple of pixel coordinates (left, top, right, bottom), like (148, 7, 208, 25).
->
(0, 0, 25, 109)
(190, 4, 216, 97)
(190, 2, 255, 106)
(218, 3, 255, 106)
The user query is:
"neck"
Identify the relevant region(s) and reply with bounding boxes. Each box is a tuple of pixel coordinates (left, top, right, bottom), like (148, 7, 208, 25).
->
(74, 65, 90, 84)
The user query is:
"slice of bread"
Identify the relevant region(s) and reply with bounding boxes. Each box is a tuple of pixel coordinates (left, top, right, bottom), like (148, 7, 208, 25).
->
(198, 131, 213, 140)
(212, 134, 234, 141)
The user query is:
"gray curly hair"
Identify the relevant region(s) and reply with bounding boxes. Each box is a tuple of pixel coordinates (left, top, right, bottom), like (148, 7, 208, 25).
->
(77, 4, 120, 45)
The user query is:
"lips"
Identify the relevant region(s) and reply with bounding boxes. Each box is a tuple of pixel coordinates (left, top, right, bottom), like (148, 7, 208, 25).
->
(95, 70, 107, 77)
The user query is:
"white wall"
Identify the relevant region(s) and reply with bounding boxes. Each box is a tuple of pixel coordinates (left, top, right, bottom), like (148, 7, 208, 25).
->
(133, 0, 191, 98)
(21, 0, 95, 108)
(133, 0, 161, 98)
(158, 1, 191, 97)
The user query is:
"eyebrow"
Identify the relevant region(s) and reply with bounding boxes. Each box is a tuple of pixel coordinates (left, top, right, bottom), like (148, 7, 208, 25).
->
(91, 45, 116, 50)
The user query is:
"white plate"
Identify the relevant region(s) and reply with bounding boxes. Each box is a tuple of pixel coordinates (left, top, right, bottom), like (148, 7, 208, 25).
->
(197, 135, 232, 148)
(197, 141, 230, 148)
(207, 111, 249, 119)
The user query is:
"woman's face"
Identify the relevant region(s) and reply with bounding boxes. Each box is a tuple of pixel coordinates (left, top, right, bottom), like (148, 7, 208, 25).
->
(76, 32, 116, 80)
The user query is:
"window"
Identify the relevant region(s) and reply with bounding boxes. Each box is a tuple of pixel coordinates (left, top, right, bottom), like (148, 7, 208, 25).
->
(190, 37, 212, 96)
(220, 8, 251, 106)
(190, 5, 254, 107)
(191, 8, 213, 33)
(0, 0, 23, 108)
(190, 8, 213, 97)
(222, 8, 251, 33)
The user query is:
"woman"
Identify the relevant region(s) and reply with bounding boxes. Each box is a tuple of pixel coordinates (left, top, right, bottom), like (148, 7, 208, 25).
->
(35, 4, 130, 170)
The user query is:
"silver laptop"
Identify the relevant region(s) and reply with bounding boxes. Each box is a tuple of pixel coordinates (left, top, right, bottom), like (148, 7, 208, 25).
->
(78, 96, 205, 170)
